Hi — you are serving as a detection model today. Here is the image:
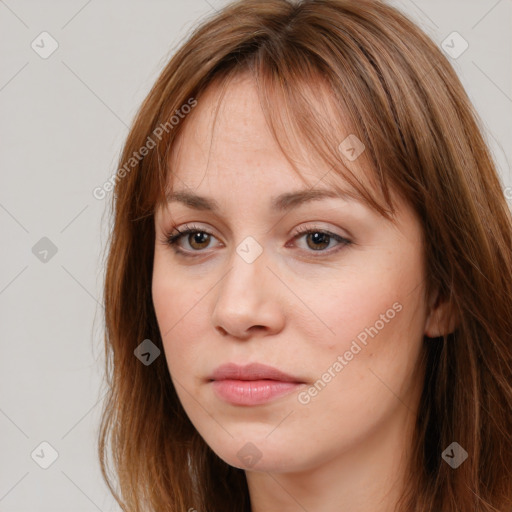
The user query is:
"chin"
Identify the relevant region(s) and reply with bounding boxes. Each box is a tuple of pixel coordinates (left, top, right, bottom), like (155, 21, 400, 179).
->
(206, 435, 308, 473)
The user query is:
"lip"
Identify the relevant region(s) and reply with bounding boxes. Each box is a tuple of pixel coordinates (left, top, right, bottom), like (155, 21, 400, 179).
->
(208, 362, 306, 406)
(209, 362, 302, 382)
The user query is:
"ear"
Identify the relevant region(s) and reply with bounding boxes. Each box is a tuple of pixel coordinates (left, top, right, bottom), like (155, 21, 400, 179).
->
(424, 288, 459, 338)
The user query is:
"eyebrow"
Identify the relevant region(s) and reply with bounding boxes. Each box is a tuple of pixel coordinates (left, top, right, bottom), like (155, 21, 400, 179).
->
(165, 188, 360, 212)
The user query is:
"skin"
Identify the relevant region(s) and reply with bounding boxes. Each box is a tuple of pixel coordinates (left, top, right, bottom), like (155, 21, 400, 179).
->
(152, 73, 455, 512)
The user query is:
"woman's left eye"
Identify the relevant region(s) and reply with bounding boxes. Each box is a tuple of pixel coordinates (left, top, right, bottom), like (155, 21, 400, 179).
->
(163, 224, 351, 257)
(290, 227, 351, 253)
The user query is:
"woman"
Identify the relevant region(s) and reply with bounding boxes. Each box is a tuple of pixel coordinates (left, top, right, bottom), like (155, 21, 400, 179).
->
(98, 0, 512, 510)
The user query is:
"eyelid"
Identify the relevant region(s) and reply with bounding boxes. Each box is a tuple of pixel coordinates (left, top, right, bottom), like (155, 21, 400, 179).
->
(163, 222, 352, 257)
(291, 222, 351, 241)
(167, 223, 219, 242)
(162, 223, 221, 255)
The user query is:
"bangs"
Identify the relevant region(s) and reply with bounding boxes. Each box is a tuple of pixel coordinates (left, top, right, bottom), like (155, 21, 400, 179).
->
(156, 47, 399, 223)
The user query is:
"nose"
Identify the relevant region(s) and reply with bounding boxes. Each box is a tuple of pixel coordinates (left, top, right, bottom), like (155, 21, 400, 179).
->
(211, 247, 286, 340)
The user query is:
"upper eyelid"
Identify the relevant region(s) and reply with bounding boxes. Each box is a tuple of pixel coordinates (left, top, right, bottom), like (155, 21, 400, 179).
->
(168, 222, 348, 239)
(166, 224, 351, 253)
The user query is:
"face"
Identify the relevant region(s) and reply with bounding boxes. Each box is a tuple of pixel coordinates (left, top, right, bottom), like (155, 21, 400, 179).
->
(152, 73, 430, 474)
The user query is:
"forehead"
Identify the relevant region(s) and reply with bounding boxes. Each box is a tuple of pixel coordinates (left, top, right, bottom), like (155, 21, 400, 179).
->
(167, 72, 368, 196)
(169, 75, 294, 186)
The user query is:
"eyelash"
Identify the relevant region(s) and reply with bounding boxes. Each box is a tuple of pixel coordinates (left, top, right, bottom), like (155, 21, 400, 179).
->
(162, 223, 352, 258)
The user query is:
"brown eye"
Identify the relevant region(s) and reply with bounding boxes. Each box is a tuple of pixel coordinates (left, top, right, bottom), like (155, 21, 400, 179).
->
(165, 225, 351, 258)
(187, 231, 211, 250)
(165, 225, 218, 254)
(305, 232, 331, 251)
(290, 227, 351, 256)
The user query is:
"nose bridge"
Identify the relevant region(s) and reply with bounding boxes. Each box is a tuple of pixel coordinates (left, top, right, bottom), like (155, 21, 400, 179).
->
(212, 241, 283, 337)
(218, 243, 268, 309)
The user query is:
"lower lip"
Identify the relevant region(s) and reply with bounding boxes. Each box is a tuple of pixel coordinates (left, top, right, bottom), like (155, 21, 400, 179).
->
(211, 379, 303, 405)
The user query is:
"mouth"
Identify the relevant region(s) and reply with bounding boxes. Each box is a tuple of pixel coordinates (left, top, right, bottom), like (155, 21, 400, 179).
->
(207, 362, 306, 406)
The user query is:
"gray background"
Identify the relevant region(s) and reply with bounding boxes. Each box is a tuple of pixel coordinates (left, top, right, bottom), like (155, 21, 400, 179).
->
(0, 0, 510, 510)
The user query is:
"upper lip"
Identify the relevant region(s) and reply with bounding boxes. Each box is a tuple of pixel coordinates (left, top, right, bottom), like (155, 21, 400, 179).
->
(209, 362, 304, 383)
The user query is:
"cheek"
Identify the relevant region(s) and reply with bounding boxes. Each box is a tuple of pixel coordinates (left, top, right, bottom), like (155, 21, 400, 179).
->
(296, 269, 399, 349)
(294, 280, 426, 445)
(297, 254, 426, 374)
(151, 266, 217, 441)
(151, 257, 207, 375)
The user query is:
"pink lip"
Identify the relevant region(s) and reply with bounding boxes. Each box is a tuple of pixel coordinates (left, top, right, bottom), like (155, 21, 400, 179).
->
(208, 363, 305, 406)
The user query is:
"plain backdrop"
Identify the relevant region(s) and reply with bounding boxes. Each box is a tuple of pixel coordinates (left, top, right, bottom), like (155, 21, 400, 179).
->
(0, 0, 510, 510)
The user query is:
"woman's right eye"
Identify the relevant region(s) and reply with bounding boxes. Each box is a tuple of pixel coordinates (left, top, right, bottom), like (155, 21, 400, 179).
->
(165, 225, 219, 255)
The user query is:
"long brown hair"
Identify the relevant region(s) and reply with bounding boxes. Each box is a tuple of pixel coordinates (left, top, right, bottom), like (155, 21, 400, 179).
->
(98, 1, 512, 510)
